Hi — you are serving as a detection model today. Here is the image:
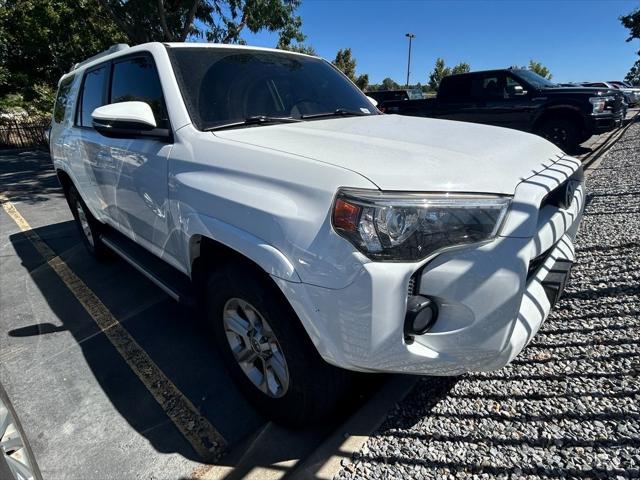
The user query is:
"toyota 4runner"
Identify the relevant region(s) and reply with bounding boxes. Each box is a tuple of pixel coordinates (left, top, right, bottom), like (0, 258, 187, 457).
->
(50, 43, 585, 425)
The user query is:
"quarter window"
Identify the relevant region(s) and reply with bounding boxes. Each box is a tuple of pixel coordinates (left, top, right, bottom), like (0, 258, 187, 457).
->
(110, 56, 168, 128)
(53, 75, 75, 123)
(78, 66, 108, 127)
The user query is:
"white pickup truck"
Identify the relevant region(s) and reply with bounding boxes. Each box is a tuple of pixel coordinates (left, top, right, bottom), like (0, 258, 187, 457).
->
(50, 42, 584, 425)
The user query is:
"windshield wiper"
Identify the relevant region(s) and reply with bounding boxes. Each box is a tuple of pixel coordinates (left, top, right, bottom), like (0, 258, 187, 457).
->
(301, 108, 370, 119)
(205, 115, 302, 131)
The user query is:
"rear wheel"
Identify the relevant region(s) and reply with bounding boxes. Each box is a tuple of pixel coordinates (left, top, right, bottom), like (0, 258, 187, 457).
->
(536, 118, 579, 153)
(67, 186, 110, 261)
(205, 264, 351, 426)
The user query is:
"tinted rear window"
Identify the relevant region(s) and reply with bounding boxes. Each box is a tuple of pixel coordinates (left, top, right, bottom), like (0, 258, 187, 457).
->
(439, 75, 473, 99)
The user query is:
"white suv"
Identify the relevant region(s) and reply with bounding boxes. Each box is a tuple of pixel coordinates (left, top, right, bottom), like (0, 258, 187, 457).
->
(50, 42, 584, 424)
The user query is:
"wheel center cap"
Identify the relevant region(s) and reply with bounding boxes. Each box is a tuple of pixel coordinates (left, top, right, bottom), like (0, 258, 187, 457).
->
(249, 335, 263, 355)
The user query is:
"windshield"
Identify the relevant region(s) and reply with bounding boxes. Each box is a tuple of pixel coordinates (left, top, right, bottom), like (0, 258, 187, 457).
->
(512, 69, 557, 89)
(168, 47, 377, 130)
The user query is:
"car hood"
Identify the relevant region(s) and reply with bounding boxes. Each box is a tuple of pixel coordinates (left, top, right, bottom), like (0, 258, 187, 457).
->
(213, 114, 564, 194)
(542, 87, 614, 95)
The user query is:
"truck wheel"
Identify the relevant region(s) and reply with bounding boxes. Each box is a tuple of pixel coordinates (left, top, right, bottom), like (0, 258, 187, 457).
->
(536, 118, 579, 153)
(67, 186, 110, 261)
(205, 264, 351, 426)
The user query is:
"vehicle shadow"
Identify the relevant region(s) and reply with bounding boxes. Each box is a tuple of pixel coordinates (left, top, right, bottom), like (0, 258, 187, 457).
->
(6, 219, 384, 477)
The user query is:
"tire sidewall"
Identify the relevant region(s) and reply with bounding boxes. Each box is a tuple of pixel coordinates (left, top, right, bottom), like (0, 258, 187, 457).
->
(538, 118, 578, 152)
(205, 267, 330, 424)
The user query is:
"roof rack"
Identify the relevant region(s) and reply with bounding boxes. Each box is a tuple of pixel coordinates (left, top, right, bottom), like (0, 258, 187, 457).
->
(72, 44, 130, 71)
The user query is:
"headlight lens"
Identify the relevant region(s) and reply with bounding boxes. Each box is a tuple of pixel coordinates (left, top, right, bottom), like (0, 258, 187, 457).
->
(332, 189, 511, 261)
(589, 96, 614, 113)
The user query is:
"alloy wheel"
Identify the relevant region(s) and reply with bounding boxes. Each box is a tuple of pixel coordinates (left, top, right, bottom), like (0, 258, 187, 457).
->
(74, 201, 94, 247)
(0, 397, 36, 480)
(223, 298, 290, 398)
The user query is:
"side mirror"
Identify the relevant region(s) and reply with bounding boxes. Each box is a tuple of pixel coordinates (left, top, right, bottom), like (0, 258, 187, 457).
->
(507, 85, 527, 96)
(92, 101, 170, 141)
(366, 96, 378, 107)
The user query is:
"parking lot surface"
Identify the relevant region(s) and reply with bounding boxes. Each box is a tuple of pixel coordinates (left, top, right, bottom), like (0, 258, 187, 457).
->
(0, 115, 638, 480)
(336, 120, 640, 479)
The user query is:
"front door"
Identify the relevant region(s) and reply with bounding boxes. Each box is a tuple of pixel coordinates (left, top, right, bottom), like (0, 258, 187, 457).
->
(106, 55, 172, 253)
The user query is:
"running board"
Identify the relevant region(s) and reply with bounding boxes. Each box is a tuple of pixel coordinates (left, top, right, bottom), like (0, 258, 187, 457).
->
(100, 230, 196, 307)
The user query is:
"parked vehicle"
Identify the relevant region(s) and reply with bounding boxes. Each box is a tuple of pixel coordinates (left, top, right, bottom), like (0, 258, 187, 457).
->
(607, 81, 640, 106)
(1, 383, 42, 480)
(365, 89, 410, 104)
(582, 82, 638, 106)
(50, 44, 585, 424)
(381, 69, 625, 152)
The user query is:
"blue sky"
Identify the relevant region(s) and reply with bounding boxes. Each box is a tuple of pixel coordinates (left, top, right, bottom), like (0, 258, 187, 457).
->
(241, 0, 640, 84)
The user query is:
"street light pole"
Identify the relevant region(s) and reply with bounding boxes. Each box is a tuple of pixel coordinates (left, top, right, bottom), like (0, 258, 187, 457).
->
(405, 33, 415, 88)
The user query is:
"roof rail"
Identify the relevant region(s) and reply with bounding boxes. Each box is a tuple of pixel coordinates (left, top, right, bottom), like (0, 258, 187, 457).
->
(72, 44, 130, 71)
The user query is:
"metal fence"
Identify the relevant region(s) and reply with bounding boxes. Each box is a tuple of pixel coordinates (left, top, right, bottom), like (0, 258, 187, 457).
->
(0, 117, 50, 149)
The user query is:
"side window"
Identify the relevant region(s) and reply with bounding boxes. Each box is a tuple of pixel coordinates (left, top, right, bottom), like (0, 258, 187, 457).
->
(53, 75, 75, 123)
(110, 56, 169, 128)
(476, 75, 503, 100)
(438, 75, 473, 100)
(78, 66, 108, 127)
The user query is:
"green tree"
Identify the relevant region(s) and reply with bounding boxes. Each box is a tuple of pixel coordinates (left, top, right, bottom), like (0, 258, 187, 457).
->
(428, 58, 451, 91)
(528, 60, 552, 80)
(620, 8, 640, 44)
(620, 8, 640, 84)
(99, 0, 304, 46)
(450, 62, 471, 75)
(0, 0, 125, 97)
(625, 59, 640, 85)
(278, 43, 316, 55)
(332, 48, 369, 90)
(381, 77, 400, 90)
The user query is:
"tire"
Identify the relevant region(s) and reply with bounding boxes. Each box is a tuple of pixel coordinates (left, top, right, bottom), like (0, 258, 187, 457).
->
(536, 117, 579, 153)
(0, 384, 43, 480)
(67, 186, 110, 261)
(205, 264, 351, 426)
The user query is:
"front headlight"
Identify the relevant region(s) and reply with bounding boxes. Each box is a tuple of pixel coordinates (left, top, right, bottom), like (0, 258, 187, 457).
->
(589, 96, 614, 113)
(332, 189, 511, 261)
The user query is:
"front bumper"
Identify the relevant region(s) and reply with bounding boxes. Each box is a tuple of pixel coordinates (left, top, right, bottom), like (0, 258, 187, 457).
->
(589, 111, 623, 134)
(274, 157, 585, 375)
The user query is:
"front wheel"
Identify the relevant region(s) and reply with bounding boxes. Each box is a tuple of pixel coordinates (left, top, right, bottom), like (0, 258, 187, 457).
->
(205, 264, 351, 426)
(536, 118, 579, 153)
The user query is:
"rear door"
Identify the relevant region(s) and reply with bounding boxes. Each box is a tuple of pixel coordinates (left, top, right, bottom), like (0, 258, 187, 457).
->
(435, 74, 479, 122)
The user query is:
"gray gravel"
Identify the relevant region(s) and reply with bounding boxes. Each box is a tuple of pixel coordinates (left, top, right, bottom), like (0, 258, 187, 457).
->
(336, 122, 640, 480)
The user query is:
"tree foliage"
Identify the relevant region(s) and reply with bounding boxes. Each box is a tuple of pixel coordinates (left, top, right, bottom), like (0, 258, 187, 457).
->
(381, 77, 400, 90)
(450, 62, 471, 75)
(278, 43, 316, 55)
(527, 60, 552, 79)
(625, 59, 640, 85)
(332, 48, 369, 90)
(620, 8, 640, 45)
(620, 8, 640, 84)
(0, 0, 125, 97)
(428, 58, 451, 91)
(99, 0, 304, 45)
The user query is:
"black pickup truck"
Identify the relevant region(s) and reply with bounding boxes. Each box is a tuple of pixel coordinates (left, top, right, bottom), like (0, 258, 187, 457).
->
(381, 69, 625, 152)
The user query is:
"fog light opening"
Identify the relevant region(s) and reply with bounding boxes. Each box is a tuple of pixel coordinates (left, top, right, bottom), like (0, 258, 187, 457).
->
(404, 295, 438, 340)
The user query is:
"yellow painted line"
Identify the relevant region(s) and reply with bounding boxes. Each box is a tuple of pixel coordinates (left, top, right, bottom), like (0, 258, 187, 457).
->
(0, 193, 227, 462)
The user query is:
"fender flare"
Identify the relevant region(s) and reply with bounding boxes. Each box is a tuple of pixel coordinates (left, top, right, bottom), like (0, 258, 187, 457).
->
(184, 212, 301, 283)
